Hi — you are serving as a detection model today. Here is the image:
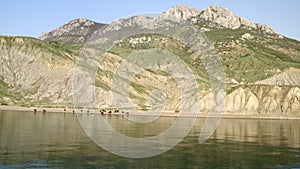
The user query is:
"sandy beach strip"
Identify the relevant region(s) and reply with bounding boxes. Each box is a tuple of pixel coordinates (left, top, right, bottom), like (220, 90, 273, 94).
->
(0, 105, 300, 120)
(0, 105, 75, 113)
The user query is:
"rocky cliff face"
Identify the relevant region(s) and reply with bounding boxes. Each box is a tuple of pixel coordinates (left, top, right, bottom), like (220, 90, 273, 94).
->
(255, 68, 300, 86)
(40, 18, 106, 43)
(224, 86, 300, 115)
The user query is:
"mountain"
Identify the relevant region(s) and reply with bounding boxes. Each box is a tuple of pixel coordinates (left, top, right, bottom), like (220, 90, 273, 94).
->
(39, 18, 106, 44)
(39, 5, 279, 44)
(162, 5, 276, 34)
(1, 5, 300, 116)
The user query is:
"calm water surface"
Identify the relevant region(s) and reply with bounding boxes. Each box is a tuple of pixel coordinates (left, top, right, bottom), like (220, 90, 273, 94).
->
(0, 110, 299, 169)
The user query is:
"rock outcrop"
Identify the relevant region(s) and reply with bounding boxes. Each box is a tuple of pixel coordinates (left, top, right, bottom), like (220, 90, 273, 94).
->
(196, 5, 276, 34)
(225, 86, 300, 115)
(160, 4, 199, 20)
(162, 5, 277, 34)
(255, 68, 300, 86)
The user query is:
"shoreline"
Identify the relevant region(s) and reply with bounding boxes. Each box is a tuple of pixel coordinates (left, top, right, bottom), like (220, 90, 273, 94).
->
(0, 105, 300, 120)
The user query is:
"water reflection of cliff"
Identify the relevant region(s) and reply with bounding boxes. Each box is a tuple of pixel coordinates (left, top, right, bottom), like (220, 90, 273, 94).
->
(1, 111, 299, 168)
(103, 115, 300, 148)
(0, 111, 299, 151)
(0, 111, 98, 161)
(194, 119, 300, 148)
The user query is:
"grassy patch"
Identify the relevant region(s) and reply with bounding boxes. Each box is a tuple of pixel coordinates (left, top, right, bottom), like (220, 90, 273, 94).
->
(0, 36, 81, 61)
(130, 82, 146, 94)
(95, 80, 110, 91)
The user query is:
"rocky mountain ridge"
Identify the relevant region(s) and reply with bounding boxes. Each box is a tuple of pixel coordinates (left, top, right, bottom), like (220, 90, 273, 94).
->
(40, 18, 106, 43)
(39, 5, 280, 44)
(167, 5, 277, 34)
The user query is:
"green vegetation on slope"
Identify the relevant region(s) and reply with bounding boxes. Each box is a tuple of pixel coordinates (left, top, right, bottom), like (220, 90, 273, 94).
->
(108, 33, 210, 85)
(0, 36, 82, 60)
(0, 36, 81, 106)
(204, 28, 300, 84)
(1, 23, 300, 107)
(0, 79, 32, 106)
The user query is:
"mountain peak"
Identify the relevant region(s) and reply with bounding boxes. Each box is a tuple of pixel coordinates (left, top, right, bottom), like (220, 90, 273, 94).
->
(66, 18, 97, 27)
(161, 4, 276, 34)
(162, 4, 200, 20)
(207, 5, 230, 12)
(173, 4, 199, 12)
(39, 18, 106, 43)
(196, 5, 276, 34)
(39, 4, 279, 44)
(198, 5, 245, 29)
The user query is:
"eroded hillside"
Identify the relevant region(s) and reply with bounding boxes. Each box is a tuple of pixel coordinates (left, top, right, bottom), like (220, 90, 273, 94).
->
(0, 5, 300, 116)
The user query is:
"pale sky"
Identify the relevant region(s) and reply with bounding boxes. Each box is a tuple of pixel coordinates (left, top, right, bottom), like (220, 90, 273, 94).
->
(1, 0, 299, 40)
